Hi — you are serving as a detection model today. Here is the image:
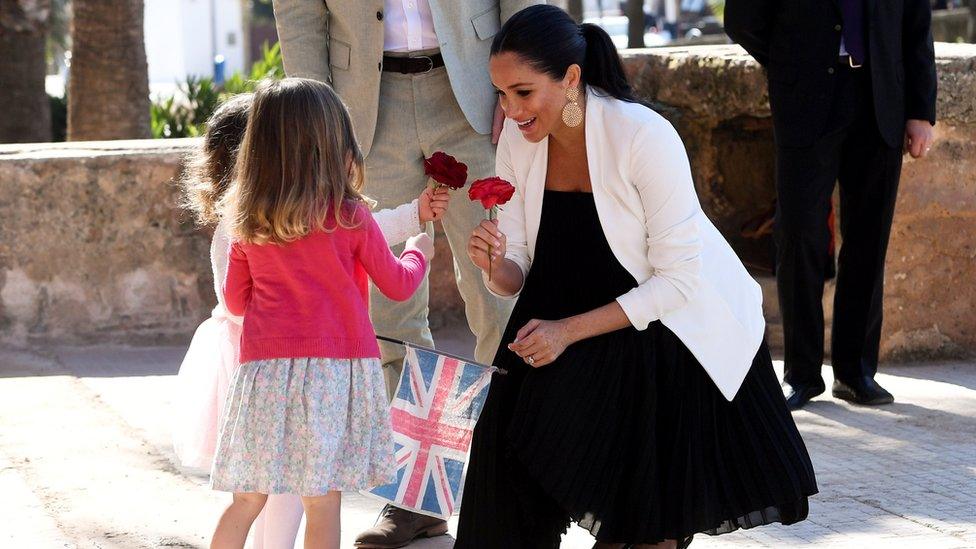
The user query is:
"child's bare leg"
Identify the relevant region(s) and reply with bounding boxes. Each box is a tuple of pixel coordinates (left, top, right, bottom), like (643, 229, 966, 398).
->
(302, 491, 341, 549)
(211, 492, 268, 549)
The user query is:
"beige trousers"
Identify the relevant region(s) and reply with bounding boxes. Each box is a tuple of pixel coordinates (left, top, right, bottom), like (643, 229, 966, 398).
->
(366, 63, 514, 398)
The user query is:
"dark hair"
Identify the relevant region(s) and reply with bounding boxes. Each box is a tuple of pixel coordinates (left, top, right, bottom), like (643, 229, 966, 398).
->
(180, 93, 253, 226)
(490, 5, 644, 105)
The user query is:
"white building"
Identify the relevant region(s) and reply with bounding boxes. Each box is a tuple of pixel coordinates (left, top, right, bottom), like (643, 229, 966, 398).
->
(144, 0, 246, 93)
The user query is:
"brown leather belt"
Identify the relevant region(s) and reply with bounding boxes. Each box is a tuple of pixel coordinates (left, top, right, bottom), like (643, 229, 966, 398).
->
(382, 53, 445, 74)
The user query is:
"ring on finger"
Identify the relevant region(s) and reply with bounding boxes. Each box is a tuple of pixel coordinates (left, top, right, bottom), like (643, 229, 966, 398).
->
(526, 356, 535, 365)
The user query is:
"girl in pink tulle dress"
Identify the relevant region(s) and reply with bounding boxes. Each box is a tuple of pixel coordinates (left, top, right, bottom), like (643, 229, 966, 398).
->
(174, 93, 449, 548)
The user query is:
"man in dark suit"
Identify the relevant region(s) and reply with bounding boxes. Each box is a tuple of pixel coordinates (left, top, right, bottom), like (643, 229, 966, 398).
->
(725, 0, 937, 409)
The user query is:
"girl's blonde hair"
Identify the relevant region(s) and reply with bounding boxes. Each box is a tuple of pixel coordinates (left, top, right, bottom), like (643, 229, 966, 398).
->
(179, 93, 253, 226)
(223, 78, 370, 245)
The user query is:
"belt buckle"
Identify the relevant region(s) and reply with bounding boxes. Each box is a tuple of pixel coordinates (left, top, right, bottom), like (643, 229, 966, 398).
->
(848, 56, 863, 69)
(414, 55, 434, 73)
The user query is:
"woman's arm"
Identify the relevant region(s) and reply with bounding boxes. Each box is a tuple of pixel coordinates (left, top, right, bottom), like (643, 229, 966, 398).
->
(508, 301, 631, 367)
(614, 119, 703, 330)
(467, 120, 531, 298)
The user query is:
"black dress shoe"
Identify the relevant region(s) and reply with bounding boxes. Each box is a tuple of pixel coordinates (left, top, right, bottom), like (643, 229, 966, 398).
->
(783, 382, 825, 410)
(832, 376, 894, 405)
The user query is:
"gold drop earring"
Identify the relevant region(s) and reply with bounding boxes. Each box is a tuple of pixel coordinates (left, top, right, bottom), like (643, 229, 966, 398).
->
(561, 86, 583, 128)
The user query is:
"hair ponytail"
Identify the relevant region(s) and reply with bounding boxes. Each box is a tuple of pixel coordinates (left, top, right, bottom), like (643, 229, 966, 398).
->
(491, 5, 646, 106)
(579, 23, 643, 105)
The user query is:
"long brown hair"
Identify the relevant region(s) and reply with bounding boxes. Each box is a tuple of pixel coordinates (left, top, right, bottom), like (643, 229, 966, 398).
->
(223, 78, 369, 245)
(179, 93, 253, 226)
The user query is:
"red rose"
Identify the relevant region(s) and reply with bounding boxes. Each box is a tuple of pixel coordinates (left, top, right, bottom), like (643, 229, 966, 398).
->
(468, 177, 515, 210)
(423, 151, 468, 190)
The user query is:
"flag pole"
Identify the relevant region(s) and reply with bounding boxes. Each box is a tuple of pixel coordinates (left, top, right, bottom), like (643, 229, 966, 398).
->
(376, 335, 507, 375)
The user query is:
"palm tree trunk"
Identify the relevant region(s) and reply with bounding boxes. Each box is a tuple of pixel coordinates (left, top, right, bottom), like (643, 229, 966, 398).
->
(0, 0, 53, 143)
(626, 0, 646, 48)
(566, 0, 585, 22)
(68, 0, 150, 141)
(968, 0, 976, 43)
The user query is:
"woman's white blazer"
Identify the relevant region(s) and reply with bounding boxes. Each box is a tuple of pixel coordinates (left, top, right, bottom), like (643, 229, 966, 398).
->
(491, 86, 766, 401)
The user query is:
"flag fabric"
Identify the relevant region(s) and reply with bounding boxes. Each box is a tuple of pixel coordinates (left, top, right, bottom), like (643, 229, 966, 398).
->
(365, 345, 496, 519)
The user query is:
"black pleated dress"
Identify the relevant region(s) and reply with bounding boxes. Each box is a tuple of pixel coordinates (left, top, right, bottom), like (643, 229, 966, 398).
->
(455, 190, 818, 547)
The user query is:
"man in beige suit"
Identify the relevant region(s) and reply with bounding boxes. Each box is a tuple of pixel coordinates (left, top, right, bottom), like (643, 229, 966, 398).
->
(273, 1, 542, 546)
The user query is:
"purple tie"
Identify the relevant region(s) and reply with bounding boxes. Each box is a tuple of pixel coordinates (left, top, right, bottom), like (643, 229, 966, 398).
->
(840, 0, 867, 65)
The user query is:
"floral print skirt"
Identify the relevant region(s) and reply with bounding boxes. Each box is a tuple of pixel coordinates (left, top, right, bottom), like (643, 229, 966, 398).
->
(210, 357, 395, 496)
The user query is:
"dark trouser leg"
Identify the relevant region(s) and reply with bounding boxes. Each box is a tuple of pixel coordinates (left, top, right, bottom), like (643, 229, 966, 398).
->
(774, 134, 845, 388)
(831, 83, 903, 381)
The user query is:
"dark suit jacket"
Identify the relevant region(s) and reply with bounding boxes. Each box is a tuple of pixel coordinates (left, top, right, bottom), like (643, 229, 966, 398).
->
(724, 0, 937, 148)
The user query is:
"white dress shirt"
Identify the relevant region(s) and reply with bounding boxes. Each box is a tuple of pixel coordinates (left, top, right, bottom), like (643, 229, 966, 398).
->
(383, 0, 440, 52)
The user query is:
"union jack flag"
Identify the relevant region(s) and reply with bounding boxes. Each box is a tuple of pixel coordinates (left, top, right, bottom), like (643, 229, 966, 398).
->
(366, 345, 497, 519)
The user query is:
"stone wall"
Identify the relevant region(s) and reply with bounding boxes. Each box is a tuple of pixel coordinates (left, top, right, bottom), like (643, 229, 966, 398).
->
(0, 140, 463, 345)
(2, 44, 974, 360)
(621, 43, 976, 360)
(0, 140, 206, 344)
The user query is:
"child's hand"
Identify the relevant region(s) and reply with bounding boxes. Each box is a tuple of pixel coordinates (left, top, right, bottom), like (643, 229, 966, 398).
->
(406, 232, 435, 260)
(418, 186, 451, 224)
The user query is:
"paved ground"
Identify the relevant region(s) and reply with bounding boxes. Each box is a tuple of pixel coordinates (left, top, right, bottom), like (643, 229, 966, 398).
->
(1, 326, 974, 548)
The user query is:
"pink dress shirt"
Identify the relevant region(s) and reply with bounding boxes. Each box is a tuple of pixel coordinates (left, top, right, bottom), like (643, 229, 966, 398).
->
(383, 0, 440, 52)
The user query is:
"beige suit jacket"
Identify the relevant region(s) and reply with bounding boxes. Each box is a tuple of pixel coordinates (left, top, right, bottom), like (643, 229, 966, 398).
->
(273, 0, 543, 155)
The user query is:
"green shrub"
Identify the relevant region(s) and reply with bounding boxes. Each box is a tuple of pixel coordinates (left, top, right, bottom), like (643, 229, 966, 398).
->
(151, 75, 221, 138)
(222, 41, 286, 94)
(151, 41, 283, 139)
(708, 0, 725, 20)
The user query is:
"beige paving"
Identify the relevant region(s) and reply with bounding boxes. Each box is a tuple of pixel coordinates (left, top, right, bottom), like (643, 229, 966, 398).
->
(1, 331, 974, 548)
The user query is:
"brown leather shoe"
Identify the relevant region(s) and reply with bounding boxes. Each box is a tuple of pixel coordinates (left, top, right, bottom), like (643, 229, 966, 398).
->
(354, 505, 449, 548)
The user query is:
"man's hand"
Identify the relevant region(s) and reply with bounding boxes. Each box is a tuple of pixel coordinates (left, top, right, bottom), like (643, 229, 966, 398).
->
(904, 119, 935, 159)
(491, 97, 505, 145)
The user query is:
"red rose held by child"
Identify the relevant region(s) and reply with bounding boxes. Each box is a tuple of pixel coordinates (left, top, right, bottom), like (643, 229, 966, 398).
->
(423, 151, 468, 190)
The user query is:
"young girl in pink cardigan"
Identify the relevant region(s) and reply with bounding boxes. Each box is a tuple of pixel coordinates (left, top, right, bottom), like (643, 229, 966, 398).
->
(175, 80, 435, 549)
(209, 78, 432, 548)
